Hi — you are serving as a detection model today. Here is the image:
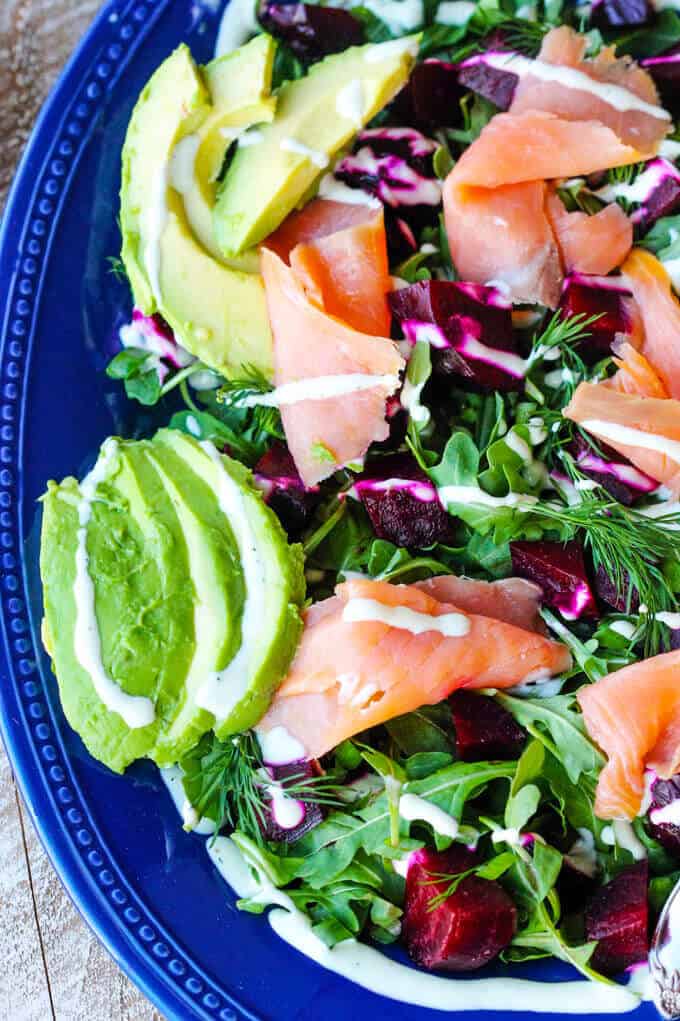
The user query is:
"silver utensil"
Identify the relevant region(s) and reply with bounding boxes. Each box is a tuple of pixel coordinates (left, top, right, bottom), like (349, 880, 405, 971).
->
(651, 876, 680, 1017)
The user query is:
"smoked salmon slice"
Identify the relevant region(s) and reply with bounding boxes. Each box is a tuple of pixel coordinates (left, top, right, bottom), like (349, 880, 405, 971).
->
(510, 26, 669, 152)
(413, 575, 546, 633)
(622, 249, 680, 400)
(564, 381, 680, 494)
(260, 246, 404, 487)
(607, 340, 669, 399)
(546, 191, 632, 277)
(578, 650, 680, 820)
(257, 577, 572, 759)
(265, 198, 391, 337)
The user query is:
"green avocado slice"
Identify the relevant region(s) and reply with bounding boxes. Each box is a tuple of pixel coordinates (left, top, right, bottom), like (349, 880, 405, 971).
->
(213, 35, 420, 257)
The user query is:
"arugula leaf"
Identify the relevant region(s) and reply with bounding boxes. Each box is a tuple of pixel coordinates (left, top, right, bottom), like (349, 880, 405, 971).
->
(505, 741, 545, 830)
(495, 693, 605, 783)
(387, 705, 454, 755)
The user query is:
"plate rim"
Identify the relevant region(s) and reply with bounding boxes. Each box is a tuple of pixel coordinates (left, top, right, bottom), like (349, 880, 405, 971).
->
(0, 3, 260, 1019)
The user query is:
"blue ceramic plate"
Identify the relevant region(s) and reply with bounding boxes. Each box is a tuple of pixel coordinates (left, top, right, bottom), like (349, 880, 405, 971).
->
(0, 2, 656, 1018)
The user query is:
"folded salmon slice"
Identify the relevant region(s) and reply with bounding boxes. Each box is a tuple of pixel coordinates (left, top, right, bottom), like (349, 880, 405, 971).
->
(607, 340, 669, 399)
(546, 190, 632, 276)
(413, 575, 545, 633)
(622, 250, 680, 400)
(265, 198, 391, 337)
(510, 26, 669, 153)
(257, 577, 572, 759)
(260, 246, 404, 487)
(579, 650, 680, 820)
(564, 381, 680, 493)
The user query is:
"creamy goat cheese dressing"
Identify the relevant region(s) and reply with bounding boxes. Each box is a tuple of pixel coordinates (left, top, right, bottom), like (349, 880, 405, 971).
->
(195, 442, 269, 721)
(650, 799, 680, 827)
(73, 440, 156, 729)
(258, 770, 305, 830)
(207, 836, 642, 1014)
(398, 793, 460, 838)
(160, 765, 216, 834)
(438, 485, 538, 510)
(363, 0, 423, 32)
(336, 79, 365, 126)
(580, 420, 680, 465)
(318, 173, 381, 207)
(280, 137, 330, 168)
(660, 138, 680, 160)
(257, 725, 307, 765)
(610, 620, 638, 639)
(364, 37, 420, 63)
(655, 611, 680, 628)
(342, 597, 471, 637)
(484, 52, 671, 121)
(593, 160, 674, 204)
(238, 374, 400, 407)
(435, 0, 476, 23)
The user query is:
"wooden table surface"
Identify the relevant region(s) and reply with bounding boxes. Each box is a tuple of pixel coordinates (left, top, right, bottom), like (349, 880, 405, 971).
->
(0, 4, 164, 1019)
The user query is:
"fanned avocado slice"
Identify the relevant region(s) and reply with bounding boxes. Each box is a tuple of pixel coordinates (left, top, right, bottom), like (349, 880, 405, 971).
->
(213, 35, 420, 257)
(39, 431, 305, 773)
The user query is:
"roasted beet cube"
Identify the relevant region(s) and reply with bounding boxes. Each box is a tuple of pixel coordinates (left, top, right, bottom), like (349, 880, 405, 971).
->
(648, 774, 680, 857)
(457, 52, 519, 110)
(254, 441, 320, 538)
(354, 452, 452, 548)
(558, 274, 633, 363)
(594, 563, 640, 614)
(450, 691, 526, 761)
(403, 845, 517, 971)
(571, 433, 657, 506)
(585, 862, 649, 975)
(392, 59, 464, 128)
(258, 2, 364, 63)
(389, 279, 521, 392)
(642, 48, 680, 113)
(591, 0, 651, 28)
(633, 161, 680, 235)
(260, 760, 324, 844)
(510, 540, 599, 621)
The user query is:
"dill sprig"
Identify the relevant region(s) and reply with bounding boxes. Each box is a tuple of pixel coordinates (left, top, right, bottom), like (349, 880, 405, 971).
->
(215, 365, 283, 444)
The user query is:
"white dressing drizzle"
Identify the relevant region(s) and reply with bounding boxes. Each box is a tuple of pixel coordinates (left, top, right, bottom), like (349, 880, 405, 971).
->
(660, 138, 680, 160)
(484, 52, 671, 121)
(280, 137, 329, 168)
(650, 799, 680, 827)
(398, 793, 460, 838)
(580, 419, 680, 465)
(610, 620, 637, 639)
(602, 820, 647, 860)
(342, 597, 471, 637)
(258, 770, 305, 830)
(238, 374, 400, 408)
(438, 484, 538, 511)
(207, 836, 643, 1014)
(257, 725, 307, 765)
(655, 611, 680, 628)
(73, 441, 156, 729)
(195, 442, 268, 721)
(363, 0, 423, 33)
(317, 173, 381, 207)
(593, 161, 672, 204)
(160, 765, 215, 835)
(336, 79, 365, 127)
(435, 0, 476, 24)
(214, 0, 258, 56)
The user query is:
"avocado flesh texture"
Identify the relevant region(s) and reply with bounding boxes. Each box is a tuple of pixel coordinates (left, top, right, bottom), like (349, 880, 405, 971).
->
(40, 441, 197, 772)
(181, 35, 277, 267)
(40, 431, 305, 772)
(120, 44, 273, 378)
(154, 429, 306, 737)
(214, 36, 420, 257)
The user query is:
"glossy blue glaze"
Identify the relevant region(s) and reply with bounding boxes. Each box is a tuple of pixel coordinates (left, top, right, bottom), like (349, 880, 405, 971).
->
(0, 1, 656, 1018)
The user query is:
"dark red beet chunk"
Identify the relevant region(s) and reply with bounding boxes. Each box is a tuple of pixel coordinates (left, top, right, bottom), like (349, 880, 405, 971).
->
(594, 563, 640, 614)
(403, 845, 517, 971)
(648, 775, 680, 857)
(392, 60, 464, 128)
(254, 441, 320, 538)
(354, 452, 452, 548)
(389, 279, 521, 392)
(558, 274, 633, 363)
(633, 163, 680, 235)
(260, 760, 324, 844)
(570, 432, 657, 506)
(258, 2, 364, 63)
(450, 691, 526, 761)
(642, 48, 680, 113)
(457, 52, 519, 110)
(591, 0, 651, 28)
(585, 862, 649, 975)
(510, 540, 599, 621)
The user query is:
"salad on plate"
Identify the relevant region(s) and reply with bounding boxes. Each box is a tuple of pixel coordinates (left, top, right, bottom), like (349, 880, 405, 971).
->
(38, 0, 680, 1012)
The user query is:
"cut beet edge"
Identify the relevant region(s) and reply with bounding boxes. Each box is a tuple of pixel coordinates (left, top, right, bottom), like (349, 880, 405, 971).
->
(388, 279, 521, 391)
(648, 774, 680, 857)
(585, 862, 649, 975)
(259, 760, 324, 844)
(456, 50, 520, 110)
(254, 441, 321, 538)
(594, 562, 640, 614)
(510, 540, 599, 620)
(258, 2, 364, 63)
(450, 691, 526, 761)
(590, 0, 651, 29)
(558, 274, 633, 364)
(571, 432, 657, 506)
(642, 47, 680, 113)
(403, 845, 517, 971)
(391, 59, 464, 128)
(353, 452, 452, 548)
